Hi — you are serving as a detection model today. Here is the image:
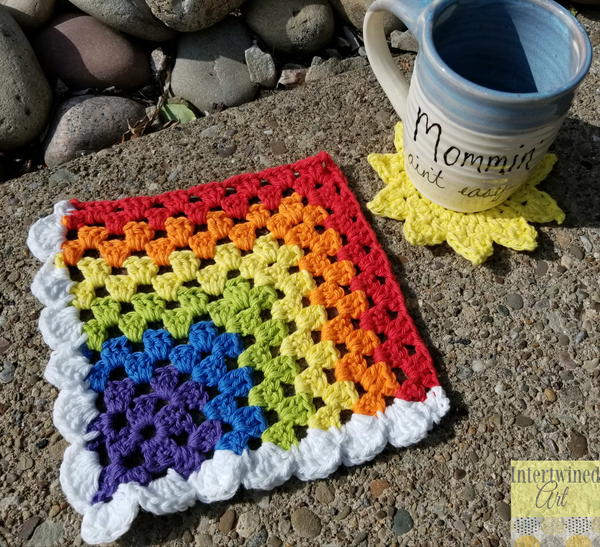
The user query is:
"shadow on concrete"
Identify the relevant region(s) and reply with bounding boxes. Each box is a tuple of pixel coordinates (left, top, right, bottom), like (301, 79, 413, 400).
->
(574, 3, 600, 22)
(547, 117, 600, 229)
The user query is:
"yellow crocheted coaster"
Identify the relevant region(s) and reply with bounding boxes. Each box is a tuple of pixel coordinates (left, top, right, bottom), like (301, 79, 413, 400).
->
(367, 123, 565, 265)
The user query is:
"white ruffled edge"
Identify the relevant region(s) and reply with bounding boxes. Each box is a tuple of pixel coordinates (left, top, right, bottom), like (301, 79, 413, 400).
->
(28, 203, 451, 545)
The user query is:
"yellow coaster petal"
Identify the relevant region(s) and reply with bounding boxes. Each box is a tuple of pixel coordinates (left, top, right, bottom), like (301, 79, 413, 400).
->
(367, 123, 565, 265)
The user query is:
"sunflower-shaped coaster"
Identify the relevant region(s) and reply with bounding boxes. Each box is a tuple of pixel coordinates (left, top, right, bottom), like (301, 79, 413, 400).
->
(367, 123, 566, 264)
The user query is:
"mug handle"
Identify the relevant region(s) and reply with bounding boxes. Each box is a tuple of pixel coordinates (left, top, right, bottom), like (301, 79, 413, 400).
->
(363, 0, 432, 119)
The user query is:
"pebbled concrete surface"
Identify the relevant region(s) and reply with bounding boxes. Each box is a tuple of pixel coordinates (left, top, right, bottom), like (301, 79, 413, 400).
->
(0, 9, 599, 547)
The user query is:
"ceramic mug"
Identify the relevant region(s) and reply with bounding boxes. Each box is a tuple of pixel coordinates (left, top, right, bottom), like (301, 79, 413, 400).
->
(364, 0, 592, 212)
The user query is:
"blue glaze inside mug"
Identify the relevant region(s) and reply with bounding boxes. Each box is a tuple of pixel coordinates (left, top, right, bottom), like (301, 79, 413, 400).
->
(433, 0, 580, 95)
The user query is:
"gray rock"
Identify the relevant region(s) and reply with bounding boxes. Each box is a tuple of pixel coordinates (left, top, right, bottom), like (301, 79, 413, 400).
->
(535, 260, 549, 276)
(245, 46, 277, 88)
(0, 361, 14, 383)
(568, 431, 588, 458)
(559, 351, 577, 369)
(454, 468, 467, 480)
(48, 167, 77, 186)
(245, 0, 335, 54)
(0, 10, 52, 150)
(496, 501, 510, 521)
(26, 520, 63, 547)
(497, 304, 510, 316)
(236, 510, 260, 539)
(568, 244, 585, 260)
(35, 14, 151, 90)
(291, 507, 322, 538)
(44, 95, 145, 167)
(171, 18, 257, 113)
(515, 414, 534, 427)
(392, 508, 414, 535)
(390, 30, 419, 52)
(247, 527, 268, 547)
(329, 0, 405, 35)
(471, 360, 486, 373)
(67, 0, 175, 41)
(18, 516, 41, 540)
(200, 124, 224, 139)
(579, 234, 593, 253)
(315, 482, 335, 504)
(505, 293, 524, 310)
(17, 454, 34, 471)
(0, 0, 55, 29)
(146, 0, 245, 32)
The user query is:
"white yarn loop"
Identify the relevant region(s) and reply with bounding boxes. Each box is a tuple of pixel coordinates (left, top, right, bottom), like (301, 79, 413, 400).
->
(27, 201, 73, 261)
(45, 348, 91, 390)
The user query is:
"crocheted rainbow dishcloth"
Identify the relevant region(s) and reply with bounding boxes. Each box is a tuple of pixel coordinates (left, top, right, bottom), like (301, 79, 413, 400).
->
(28, 152, 449, 544)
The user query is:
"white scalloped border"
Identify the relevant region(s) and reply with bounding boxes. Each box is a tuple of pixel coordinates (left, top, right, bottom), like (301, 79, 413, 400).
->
(28, 202, 450, 545)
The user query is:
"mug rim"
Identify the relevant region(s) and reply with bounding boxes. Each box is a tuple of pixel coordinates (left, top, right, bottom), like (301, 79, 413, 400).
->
(421, 0, 593, 104)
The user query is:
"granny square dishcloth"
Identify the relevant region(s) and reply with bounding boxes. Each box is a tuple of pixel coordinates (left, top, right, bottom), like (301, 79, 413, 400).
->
(368, 123, 565, 264)
(28, 152, 449, 544)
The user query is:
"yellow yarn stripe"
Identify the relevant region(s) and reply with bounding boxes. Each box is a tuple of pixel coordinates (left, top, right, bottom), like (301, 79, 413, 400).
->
(59, 234, 359, 437)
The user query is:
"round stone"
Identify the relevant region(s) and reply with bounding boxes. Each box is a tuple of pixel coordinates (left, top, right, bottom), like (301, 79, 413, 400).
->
(145, 0, 245, 32)
(568, 244, 585, 260)
(0, 9, 52, 151)
(291, 507, 322, 538)
(67, 0, 175, 41)
(544, 388, 557, 403)
(392, 508, 414, 535)
(171, 18, 257, 113)
(329, 0, 404, 35)
(505, 293, 524, 310)
(35, 14, 151, 90)
(454, 468, 466, 480)
(0, 0, 55, 29)
(568, 431, 588, 458)
(314, 483, 335, 504)
(245, 0, 335, 54)
(43, 95, 145, 167)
